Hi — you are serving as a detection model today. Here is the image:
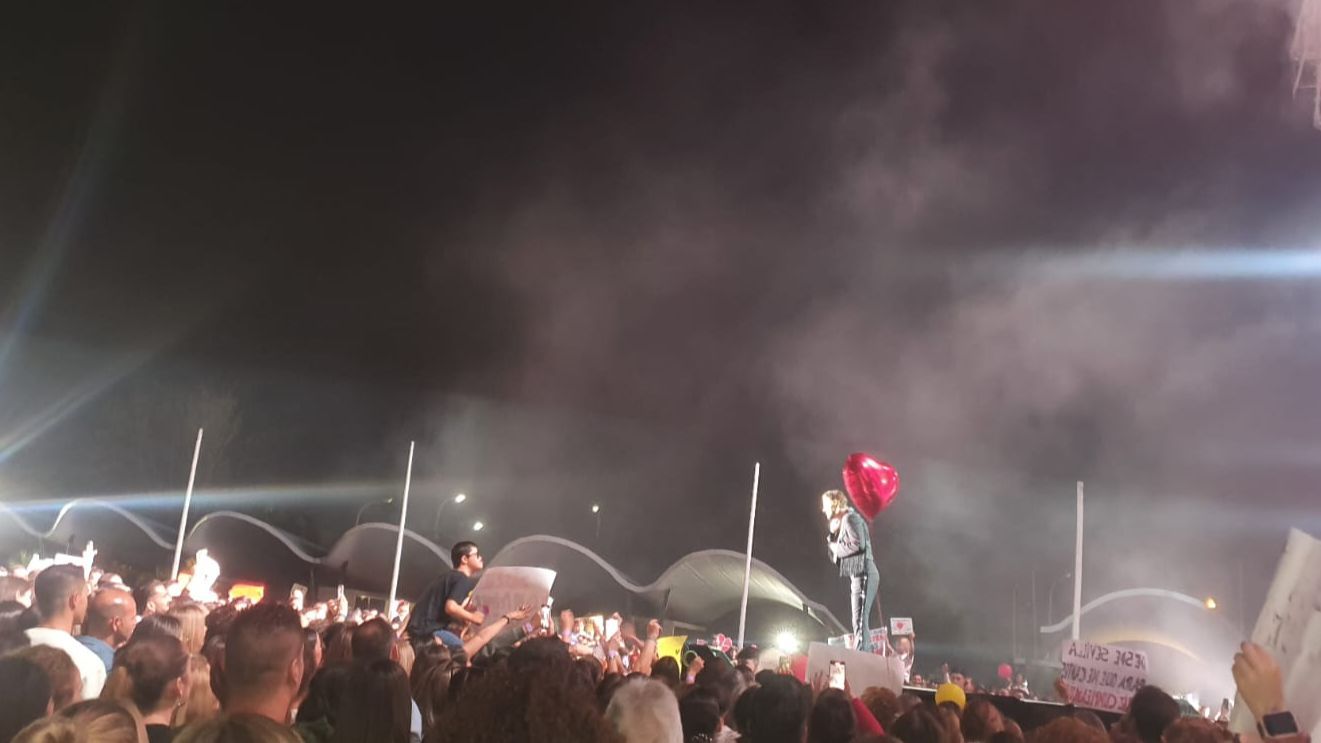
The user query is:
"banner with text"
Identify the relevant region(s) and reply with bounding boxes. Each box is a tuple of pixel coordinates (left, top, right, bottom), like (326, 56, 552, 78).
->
(469, 566, 556, 630)
(1059, 639, 1149, 713)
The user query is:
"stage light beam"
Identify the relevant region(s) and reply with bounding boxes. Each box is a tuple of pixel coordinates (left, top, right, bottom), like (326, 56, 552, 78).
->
(775, 631, 800, 654)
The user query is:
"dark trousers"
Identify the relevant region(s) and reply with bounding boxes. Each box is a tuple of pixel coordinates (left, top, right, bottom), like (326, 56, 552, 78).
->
(849, 561, 880, 652)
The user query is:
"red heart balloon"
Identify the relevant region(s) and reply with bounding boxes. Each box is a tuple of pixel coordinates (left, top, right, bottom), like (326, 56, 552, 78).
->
(842, 453, 900, 521)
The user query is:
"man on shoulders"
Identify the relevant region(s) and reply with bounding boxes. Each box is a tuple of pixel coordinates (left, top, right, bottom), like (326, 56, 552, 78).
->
(25, 565, 106, 699)
(406, 541, 485, 648)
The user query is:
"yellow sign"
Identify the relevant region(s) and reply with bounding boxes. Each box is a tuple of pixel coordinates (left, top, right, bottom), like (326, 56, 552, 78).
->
(656, 635, 688, 665)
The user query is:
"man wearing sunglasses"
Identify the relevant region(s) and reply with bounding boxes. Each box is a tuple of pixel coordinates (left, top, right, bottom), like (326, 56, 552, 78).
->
(407, 541, 485, 649)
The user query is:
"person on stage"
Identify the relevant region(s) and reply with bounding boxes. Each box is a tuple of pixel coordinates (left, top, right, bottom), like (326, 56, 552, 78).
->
(406, 541, 486, 648)
(822, 489, 880, 652)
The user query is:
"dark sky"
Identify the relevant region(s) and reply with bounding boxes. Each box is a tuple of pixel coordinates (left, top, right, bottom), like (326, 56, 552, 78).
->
(3, 1, 1321, 659)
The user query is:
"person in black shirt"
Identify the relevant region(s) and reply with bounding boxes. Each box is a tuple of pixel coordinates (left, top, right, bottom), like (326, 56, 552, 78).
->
(406, 541, 485, 648)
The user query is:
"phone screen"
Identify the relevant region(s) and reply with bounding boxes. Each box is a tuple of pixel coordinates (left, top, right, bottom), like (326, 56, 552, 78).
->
(829, 661, 847, 690)
(778, 655, 792, 673)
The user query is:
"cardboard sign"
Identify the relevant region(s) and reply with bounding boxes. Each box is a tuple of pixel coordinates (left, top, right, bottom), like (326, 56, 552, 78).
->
(806, 642, 905, 694)
(890, 617, 914, 636)
(1059, 639, 1149, 713)
(468, 566, 556, 629)
(1230, 529, 1321, 738)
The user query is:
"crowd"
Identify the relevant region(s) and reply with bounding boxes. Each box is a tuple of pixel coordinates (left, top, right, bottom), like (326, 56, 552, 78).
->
(0, 542, 1310, 743)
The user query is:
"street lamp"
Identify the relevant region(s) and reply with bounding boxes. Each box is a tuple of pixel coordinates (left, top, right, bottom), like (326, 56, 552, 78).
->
(355, 498, 394, 527)
(433, 493, 468, 541)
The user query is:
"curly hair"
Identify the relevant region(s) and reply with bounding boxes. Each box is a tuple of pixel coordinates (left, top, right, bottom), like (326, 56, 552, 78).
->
(430, 664, 622, 743)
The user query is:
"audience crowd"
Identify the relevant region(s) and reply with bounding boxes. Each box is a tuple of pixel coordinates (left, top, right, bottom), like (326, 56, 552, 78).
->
(0, 548, 1308, 743)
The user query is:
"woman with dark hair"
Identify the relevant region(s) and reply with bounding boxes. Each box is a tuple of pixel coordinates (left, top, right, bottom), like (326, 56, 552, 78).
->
(108, 634, 191, 743)
(446, 665, 486, 705)
(433, 664, 621, 743)
(0, 598, 29, 633)
(413, 659, 460, 737)
(133, 614, 183, 643)
(679, 687, 722, 743)
(330, 659, 411, 743)
(295, 662, 352, 743)
(891, 707, 953, 743)
(16, 645, 82, 710)
(0, 654, 53, 743)
(808, 689, 856, 743)
(409, 643, 451, 698)
(321, 622, 354, 666)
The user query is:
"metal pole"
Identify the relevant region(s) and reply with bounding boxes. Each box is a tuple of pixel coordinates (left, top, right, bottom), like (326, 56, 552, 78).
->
(1238, 559, 1245, 637)
(736, 462, 761, 650)
(1031, 568, 1038, 661)
(1072, 481, 1084, 641)
(387, 441, 416, 616)
(171, 428, 204, 581)
(1012, 584, 1018, 661)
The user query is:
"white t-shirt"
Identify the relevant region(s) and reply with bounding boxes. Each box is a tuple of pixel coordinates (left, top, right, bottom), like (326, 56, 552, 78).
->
(26, 627, 107, 699)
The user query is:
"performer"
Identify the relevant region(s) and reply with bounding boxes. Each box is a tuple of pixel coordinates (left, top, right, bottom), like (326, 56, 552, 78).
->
(822, 489, 880, 652)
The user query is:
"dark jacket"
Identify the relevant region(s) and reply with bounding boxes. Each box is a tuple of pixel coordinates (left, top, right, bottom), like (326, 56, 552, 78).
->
(828, 509, 873, 577)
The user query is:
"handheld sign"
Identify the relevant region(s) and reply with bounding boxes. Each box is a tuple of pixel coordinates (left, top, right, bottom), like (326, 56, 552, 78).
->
(468, 567, 556, 629)
(1059, 639, 1149, 713)
(890, 617, 914, 637)
(1230, 529, 1321, 739)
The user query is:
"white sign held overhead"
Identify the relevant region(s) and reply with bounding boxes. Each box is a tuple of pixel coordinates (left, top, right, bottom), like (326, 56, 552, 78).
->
(806, 642, 905, 694)
(468, 566, 556, 630)
(1059, 639, 1149, 713)
(1230, 529, 1321, 739)
(890, 617, 914, 637)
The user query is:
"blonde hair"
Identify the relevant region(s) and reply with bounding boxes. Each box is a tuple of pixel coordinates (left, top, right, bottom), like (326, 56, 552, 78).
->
(605, 678, 682, 743)
(821, 490, 849, 512)
(169, 603, 208, 655)
(14, 699, 144, 743)
(172, 655, 219, 728)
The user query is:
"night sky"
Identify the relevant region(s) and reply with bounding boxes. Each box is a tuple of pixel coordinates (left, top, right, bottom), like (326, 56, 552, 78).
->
(3, 1, 1321, 661)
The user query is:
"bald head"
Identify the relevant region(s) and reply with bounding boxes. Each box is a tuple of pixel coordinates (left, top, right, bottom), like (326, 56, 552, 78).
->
(85, 587, 138, 646)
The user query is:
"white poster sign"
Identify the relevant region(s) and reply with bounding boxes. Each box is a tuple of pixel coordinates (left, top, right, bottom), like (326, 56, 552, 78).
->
(806, 642, 905, 694)
(890, 617, 914, 636)
(1059, 639, 1149, 713)
(468, 566, 556, 629)
(1230, 529, 1321, 739)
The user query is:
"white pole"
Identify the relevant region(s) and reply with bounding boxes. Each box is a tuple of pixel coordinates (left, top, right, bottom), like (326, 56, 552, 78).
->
(737, 462, 761, 651)
(171, 428, 204, 581)
(1072, 481, 1084, 640)
(387, 441, 416, 617)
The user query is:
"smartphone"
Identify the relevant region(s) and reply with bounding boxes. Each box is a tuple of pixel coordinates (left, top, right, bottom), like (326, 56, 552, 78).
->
(778, 654, 792, 674)
(539, 605, 552, 629)
(829, 660, 847, 690)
